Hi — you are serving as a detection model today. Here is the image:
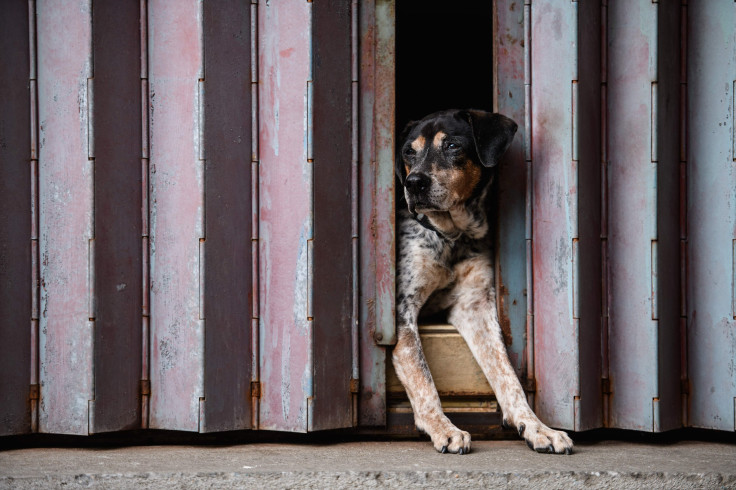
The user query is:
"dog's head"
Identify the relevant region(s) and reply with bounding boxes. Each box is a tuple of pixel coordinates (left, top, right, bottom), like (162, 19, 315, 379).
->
(396, 109, 517, 215)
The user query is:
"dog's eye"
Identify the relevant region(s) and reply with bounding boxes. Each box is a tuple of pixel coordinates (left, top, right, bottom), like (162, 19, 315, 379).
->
(446, 142, 459, 150)
(404, 147, 416, 157)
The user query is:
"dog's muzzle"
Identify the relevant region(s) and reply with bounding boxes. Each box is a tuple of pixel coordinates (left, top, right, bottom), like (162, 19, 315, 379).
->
(404, 172, 433, 214)
(405, 172, 431, 195)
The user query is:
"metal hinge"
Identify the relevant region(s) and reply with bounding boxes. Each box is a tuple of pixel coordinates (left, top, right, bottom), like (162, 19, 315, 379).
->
(140, 379, 151, 396)
(349, 378, 359, 394)
(523, 377, 536, 394)
(602, 377, 613, 395)
(251, 381, 261, 399)
(29, 384, 39, 401)
(680, 378, 690, 395)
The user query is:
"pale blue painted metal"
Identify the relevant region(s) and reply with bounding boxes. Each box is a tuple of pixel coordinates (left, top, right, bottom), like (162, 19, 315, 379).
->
(687, 0, 736, 432)
(530, 1, 580, 431)
(608, 0, 659, 432)
(494, 0, 528, 379)
(607, 0, 681, 432)
(528, 0, 603, 432)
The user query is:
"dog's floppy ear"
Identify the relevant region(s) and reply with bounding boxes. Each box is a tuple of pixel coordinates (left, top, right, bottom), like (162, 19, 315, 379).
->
(395, 120, 418, 185)
(465, 110, 518, 168)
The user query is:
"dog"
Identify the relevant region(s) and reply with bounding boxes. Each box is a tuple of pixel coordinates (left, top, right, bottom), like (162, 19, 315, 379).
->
(393, 109, 574, 455)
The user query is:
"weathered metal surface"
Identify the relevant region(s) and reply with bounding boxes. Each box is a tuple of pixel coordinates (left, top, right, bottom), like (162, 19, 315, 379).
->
(257, 0, 313, 432)
(494, 0, 528, 379)
(201, 0, 252, 432)
(140, 0, 151, 430)
(654, 2, 683, 433)
(607, 0, 681, 432)
(90, 0, 143, 434)
(148, 0, 204, 432)
(357, 0, 393, 427)
(530, 1, 588, 431)
(0, 0, 32, 436)
(687, 0, 736, 431)
(372, 0, 396, 349)
(311, 0, 354, 431)
(250, 0, 261, 431)
(6, 0, 736, 439)
(36, 0, 94, 435)
(576, 0, 605, 432)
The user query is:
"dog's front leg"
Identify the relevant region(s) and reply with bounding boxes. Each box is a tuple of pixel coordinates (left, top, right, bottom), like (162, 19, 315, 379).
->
(449, 257, 574, 454)
(393, 325, 471, 454)
(393, 245, 470, 454)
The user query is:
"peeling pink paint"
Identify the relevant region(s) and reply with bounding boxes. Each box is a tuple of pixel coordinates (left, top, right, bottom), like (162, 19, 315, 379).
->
(37, 0, 94, 436)
(148, 0, 204, 432)
(258, 0, 313, 432)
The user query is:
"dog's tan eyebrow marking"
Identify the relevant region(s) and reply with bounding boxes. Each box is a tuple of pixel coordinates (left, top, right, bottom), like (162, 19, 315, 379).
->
(411, 136, 426, 152)
(433, 131, 447, 148)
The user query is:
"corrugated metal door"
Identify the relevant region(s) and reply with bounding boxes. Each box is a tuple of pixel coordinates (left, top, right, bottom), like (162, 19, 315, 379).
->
(3, 0, 735, 438)
(0, 0, 383, 436)
(687, 1, 736, 432)
(495, 0, 735, 433)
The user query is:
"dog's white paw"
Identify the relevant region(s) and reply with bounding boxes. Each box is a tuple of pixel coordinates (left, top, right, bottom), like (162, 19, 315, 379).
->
(517, 420, 573, 455)
(424, 419, 471, 454)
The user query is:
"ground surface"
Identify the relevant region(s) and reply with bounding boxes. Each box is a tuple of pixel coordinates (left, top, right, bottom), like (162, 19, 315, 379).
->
(2, 438, 735, 488)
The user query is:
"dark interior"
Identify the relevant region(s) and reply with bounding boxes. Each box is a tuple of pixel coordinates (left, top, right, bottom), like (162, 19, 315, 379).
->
(396, 1, 494, 132)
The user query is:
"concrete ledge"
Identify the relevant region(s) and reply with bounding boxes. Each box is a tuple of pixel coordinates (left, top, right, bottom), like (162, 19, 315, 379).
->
(2, 440, 736, 489)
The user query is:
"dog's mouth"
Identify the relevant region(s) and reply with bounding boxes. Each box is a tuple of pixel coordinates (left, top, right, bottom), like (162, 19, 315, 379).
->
(405, 193, 439, 215)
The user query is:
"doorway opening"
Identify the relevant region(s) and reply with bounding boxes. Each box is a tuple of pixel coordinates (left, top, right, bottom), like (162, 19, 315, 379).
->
(390, 1, 503, 435)
(395, 0, 494, 132)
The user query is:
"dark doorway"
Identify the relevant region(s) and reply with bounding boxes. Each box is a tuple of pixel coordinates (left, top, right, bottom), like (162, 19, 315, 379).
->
(389, 2, 502, 434)
(395, 1, 494, 132)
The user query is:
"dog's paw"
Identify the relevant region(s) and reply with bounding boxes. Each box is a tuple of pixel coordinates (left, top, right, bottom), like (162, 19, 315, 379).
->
(427, 423, 471, 455)
(518, 421, 573, 455)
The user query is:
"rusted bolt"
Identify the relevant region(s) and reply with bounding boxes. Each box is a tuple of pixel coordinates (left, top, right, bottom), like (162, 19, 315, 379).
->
(374, 332, 383, 342)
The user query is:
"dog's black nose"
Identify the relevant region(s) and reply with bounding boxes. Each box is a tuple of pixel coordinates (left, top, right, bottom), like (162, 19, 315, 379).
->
(405, 173, 431, 194)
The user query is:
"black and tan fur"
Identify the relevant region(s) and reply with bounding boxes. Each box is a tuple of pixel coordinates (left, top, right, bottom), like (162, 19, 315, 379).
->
(394, 109, 573, 455)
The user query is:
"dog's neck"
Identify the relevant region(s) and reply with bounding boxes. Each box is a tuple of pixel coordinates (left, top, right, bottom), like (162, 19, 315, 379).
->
(417, 183, 490, 242)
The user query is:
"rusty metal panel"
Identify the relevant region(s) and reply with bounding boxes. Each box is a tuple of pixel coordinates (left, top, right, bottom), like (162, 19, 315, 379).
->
(310, 0, 354, 431)
(494, 0, 527, 380)
(371, 0, 396, 348)
(0, 0, 32, 436)
(90, 0, 143, 434)
(357, 0, 394, 427)
(201, 0, 252, 432)
(148, 0, 204, 432)
(37, 0, 94, 435)
(607, 0, 681, 432)
(687, 0, 736, 431)
(257, 0, 313, 432)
